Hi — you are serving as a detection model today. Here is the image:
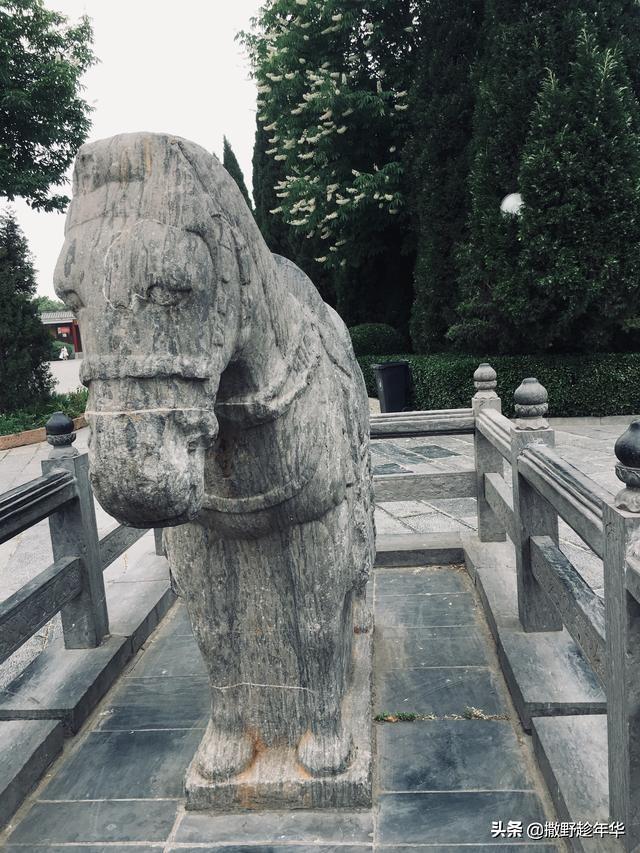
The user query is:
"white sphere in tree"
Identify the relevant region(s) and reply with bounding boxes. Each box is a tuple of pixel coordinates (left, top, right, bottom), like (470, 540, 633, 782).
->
(500, 192, 524, 216)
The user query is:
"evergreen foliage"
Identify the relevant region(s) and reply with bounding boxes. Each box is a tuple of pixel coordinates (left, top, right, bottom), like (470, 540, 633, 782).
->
(408, 0, 483, 353)
(0, 388, 87, 436)
(252, 115, 292, 256)
(222, 136, 253, 211)
(0, 211, 53, 412)
(513, 31, 640, 352)
(348, 323, 405, 356)
(451, 1, 640, 353)
(242, 0, 640, 353)
(0, 0, 95, 211)
(240, 0, 418, 330)
(357, 351, 640, 418)
(34, 295, 66, 312)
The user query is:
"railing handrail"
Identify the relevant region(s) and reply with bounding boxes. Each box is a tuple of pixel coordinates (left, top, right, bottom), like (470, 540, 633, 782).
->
(475, 407, 511, 460)
(518, 444, 611, 559)
(370, 408, 475, 438)
(0, 469, 78, 545)
(0, 555, 83, 666)
(0, 413, 165, 670)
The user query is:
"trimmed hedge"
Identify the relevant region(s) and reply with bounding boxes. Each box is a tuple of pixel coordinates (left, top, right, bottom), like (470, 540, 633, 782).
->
(357, 353, 640, 418)
(349, 324, 405, 356)
(0, 388, 88, 436)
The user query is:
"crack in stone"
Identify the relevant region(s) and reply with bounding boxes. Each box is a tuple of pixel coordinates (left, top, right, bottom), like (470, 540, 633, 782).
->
(211, 681, 317, 693)
(85, 408, 211, 416)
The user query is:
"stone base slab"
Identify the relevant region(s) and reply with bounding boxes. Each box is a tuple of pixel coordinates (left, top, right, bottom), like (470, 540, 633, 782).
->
(185, 625, 372, 811)
(462, 536, 605, 730)
(0, 719, 63, 829)
(375, 532, 464, 567)
(532, 715, 609, 853)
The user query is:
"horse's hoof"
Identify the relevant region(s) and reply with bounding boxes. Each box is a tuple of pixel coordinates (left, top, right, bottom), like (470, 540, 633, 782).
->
(195, 721, 255, 781)
(297, 729, 353, 776)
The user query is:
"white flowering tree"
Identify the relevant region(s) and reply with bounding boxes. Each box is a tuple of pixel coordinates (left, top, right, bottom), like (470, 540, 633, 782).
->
(241, 0, 417, 322)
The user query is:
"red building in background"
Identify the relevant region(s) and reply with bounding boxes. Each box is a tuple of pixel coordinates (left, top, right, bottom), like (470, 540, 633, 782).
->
(40, 310, 83, 355)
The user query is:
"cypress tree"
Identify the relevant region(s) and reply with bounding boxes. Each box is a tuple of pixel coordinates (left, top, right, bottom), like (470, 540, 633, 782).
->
(408, 0, 483, 353)
(512, 30, 640, 352)
(451, 0, 640, 353)
(252, 116, 291, 256)
(0, 211, 53, 411)
(223, 136, 252, 211)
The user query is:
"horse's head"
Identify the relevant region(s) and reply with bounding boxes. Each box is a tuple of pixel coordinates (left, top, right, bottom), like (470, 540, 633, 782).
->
(54, 133, 264, 527)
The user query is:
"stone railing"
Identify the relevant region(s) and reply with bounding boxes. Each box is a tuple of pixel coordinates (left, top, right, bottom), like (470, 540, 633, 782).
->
(0, 413, 162, 666)
(373, 363, 639, 848)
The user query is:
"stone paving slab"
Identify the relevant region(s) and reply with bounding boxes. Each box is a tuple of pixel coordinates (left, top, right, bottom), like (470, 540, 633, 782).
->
(377, 720, 533, 791)
(0, 719, 62, 828)
(376, 624, 490, 669)
(377, 791, 547, 844)
(1, 565, 557, 850)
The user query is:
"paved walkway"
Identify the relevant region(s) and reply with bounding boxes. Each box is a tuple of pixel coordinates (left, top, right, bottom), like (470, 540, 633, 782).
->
(48, 360, 82, 394)
(1, 563, 558, 850)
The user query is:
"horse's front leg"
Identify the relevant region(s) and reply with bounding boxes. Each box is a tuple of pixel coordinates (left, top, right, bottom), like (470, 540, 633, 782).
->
(290, 499, 360, 776)
(164, 524, 257, 781)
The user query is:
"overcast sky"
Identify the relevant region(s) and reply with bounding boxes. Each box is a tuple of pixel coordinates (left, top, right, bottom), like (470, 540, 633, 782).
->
(11, 0, 262, 298)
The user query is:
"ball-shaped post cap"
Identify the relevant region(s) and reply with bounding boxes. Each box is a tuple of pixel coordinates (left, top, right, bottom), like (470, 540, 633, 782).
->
(614, 421, 640, 511)
(473, 363, 497, 394)
(514, 377, 548, 429)
(45, 411, 76, 452)
(615, 421, 640, 471)
(46, 411, 74, 437)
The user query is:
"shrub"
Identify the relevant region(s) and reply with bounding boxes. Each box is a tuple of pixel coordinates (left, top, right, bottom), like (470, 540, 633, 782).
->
(349, 324, 405, 357)
(357, 353, 640, 418)
(0, 388, 88, 436)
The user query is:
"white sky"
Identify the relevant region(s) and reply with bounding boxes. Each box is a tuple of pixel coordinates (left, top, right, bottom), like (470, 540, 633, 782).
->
(10, 0, 262, 298)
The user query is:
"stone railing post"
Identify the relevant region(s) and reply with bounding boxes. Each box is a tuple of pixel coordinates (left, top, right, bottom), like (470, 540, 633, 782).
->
(153, 527, 165, 557)
(41, 412, 109, 648)
(603, 421, 640, 846)
(510, 378, 563, 632)
(472, 363, 506, 542)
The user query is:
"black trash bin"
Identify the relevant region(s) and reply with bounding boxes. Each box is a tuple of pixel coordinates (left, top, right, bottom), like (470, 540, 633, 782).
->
(373, 360, 411, 413)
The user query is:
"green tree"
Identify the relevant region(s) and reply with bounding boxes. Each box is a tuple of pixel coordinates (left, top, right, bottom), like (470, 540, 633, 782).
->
(240, 0, 418, 330)
(0, 211, 53, 411)
(34, 295, 66, 312)
(0, 0, 95, 211)
(252, 115, 292, 256)
(451, 0, 640, 352)
(511, 31, 640, 352)
(223, 135, 253, 211)
(408, 0, 484, 353)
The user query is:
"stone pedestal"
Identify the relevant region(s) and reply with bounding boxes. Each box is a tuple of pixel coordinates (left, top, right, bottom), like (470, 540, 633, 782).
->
(184, 624, 372, 811)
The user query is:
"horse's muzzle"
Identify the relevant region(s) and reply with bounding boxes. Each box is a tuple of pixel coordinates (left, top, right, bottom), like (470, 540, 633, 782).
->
(86, 408, 217, 527)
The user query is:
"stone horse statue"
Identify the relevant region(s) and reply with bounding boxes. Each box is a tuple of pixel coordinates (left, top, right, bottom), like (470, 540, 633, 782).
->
(54, 133, 374, 809)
